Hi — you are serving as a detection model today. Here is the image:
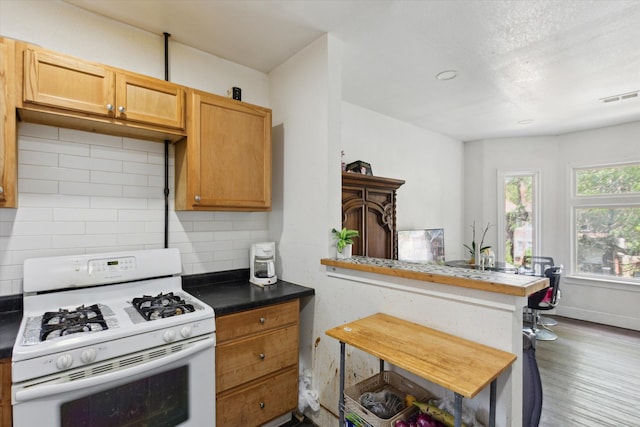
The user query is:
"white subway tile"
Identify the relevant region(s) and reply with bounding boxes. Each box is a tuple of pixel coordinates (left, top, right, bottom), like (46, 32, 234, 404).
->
(19, 194, 91, 208)
(54, 208, 118, 221)
(20, 136, 90, 156)
(20, 164, 90, 182)
(123, 161, 164, 176)
(19, 150, 59, 166)
(90, 197, 147, 209)
(19, 179, 59, 194)
(60, 128, 123, 148)
(60, 154, 123, 172)
(52, 234, 117, 249)
(123, 137, 166, 153)
(122, 185, 164, 199)
(91, 145, 147, 162)
(19, 122, 59, 139)
(91, 171, 147, 186)
(118, 209, 163, 222)
(60, 182, 123, 197)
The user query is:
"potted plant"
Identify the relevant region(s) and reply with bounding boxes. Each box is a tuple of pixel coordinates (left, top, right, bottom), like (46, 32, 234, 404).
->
(464, 221, 493, 264)
(332, 227, 359, 259)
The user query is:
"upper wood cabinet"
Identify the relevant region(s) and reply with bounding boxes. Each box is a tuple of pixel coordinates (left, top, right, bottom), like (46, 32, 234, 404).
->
(20, 45, 186, 140)
(342, 172, 405, 259)
(0, 38, 18, 208)
(175, 90, 272, 211)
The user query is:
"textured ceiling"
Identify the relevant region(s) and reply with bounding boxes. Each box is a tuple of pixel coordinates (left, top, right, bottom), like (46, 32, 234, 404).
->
(64, 0, 640, 142)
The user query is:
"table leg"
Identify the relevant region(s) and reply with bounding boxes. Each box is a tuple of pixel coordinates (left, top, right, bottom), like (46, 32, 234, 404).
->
(489, 379, 497, 427)
(339, 341, 345, 427)
(454, 393, 462, 427)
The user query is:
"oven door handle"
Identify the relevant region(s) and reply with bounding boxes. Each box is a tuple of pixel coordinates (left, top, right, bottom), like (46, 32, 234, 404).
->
(14, 337, 215, 403)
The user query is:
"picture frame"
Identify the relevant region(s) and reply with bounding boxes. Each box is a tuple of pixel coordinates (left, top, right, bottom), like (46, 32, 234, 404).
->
(398, 228, 445, 263)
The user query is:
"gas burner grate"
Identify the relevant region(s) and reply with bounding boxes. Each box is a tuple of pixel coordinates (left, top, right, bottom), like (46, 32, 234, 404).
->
(40, 304, 108, 341)
(131, 292, 195, 321)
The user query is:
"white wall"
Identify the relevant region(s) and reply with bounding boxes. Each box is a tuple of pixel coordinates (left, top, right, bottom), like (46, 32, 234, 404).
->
(0, 0, 271, 295)
(465, 121, 640, 330)
(342, 102, 464, 259)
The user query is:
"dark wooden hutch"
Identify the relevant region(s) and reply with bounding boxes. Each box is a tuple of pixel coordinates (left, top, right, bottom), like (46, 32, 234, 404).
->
(341, 172, 405, 259)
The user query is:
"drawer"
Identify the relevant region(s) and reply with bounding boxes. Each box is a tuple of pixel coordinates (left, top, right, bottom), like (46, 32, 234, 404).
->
(216, 324, 298, 392)
(217, 366, 297, 427)
(216, 300, 299, 343)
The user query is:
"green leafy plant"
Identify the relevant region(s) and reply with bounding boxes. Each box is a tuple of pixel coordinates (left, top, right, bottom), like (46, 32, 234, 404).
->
(332, 227, 359, 253)
(464, 221, 493, 257)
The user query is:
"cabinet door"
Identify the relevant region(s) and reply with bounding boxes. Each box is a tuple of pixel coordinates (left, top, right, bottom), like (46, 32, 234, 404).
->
(185, 92, 271, 210)
(0, 39, 17, 208)
(115, 73, 185, 129)
(23, 47, 114, 116)
(1, 358, 11, 427)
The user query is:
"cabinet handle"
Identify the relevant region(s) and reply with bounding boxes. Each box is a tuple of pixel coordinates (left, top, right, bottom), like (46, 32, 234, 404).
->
(259, 317, 265, 324)
(194, 195, 201, 203)
(106, 104, 114, 112)
(118, 106, 126, 113)
(259, 353, 265, 360)
(259, 402, 265, 409)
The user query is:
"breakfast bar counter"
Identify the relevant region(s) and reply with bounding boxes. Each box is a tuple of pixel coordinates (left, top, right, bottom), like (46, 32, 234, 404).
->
(320, 256, 547, 297)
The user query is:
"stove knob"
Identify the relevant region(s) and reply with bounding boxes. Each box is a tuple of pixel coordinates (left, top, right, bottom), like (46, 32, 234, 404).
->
(180, 326, 192, 338)
(81, 348, 97, 364)
(56, 354, 73, 370)
(163, 330, 176, 343)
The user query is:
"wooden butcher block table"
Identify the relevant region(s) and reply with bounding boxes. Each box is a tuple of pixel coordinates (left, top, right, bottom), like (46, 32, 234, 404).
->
(326, 313, 517, 427)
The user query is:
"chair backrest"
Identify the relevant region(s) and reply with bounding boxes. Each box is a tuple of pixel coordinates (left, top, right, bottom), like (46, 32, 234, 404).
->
(521, 256, 555, 276)
(528, 265, 562, 308)
(544, 265, 562, 305)
(522, 330, 543, 427)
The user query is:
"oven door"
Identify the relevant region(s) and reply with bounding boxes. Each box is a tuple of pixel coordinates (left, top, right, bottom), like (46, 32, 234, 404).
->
(12, 335, 215, 427)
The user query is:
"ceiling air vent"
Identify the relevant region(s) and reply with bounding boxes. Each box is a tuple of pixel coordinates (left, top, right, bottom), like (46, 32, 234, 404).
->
(601, 91, 638, 103)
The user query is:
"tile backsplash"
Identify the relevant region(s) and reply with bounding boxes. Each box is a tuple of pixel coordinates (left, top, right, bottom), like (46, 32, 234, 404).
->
(0, 123, 269, 295)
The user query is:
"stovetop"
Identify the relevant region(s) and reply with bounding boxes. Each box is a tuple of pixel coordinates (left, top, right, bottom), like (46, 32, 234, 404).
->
(12, 249, 216, 383)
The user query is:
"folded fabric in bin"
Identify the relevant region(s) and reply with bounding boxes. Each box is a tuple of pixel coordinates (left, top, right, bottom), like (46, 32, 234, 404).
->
(359, 389, 404, 419)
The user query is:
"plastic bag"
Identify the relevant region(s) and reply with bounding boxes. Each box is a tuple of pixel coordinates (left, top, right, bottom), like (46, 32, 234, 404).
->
(359, 389, 404, 419)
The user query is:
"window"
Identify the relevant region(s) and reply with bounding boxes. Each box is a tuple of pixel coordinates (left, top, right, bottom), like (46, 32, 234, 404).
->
(572, 163, 640, 281)
(498, 172, 539, 266)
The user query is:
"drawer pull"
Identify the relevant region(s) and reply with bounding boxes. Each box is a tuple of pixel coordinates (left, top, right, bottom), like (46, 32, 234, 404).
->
(259, 317, 266, 324)
(259, 402, 265, 409)
(259, 353, 265, 360)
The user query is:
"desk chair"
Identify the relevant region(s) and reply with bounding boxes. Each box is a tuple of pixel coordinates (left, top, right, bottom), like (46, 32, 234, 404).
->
(526, 266, 562, 341)
(521, 256, 558, 326)
(523, 330, 543, 427)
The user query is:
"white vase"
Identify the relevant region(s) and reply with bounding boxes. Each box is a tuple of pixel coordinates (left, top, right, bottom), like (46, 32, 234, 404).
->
(337, 244, 352, 259)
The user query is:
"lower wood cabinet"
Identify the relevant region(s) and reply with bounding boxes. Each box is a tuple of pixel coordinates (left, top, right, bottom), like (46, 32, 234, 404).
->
(216, 300, 299, 426)
(1, 358, 12, 427)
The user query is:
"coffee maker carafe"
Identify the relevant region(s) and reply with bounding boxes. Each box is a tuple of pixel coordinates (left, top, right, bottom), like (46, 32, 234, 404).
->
(250, 242, 277, 286)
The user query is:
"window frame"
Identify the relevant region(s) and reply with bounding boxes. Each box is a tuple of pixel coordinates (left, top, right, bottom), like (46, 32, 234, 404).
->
(497, 169, 541, 266)
(569, 160, 640, 284)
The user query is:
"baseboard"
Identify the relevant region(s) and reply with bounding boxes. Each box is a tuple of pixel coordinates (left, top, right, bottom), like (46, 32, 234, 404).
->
(556, 306, 640, 331)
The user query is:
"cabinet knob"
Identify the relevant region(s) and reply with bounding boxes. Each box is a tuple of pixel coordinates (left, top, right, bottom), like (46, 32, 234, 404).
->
(106, 104, 114, 111)
(259, 353, 265, 360)
(194, 195, 201, 203)
(259, 317, 266, 324)
(118, 106, 126, 113)
(259, 402, 265, 409)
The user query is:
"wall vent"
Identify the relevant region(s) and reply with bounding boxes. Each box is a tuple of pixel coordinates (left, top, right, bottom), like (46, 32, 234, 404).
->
(601, 91, 638, 103)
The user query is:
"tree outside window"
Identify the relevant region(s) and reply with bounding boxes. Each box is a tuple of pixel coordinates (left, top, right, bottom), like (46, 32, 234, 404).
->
(574, 164, 640, 280)
(504, 175, 535, 265)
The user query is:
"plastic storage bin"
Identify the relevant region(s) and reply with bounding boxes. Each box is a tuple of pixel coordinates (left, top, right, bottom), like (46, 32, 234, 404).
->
(344, 371, 432, 427)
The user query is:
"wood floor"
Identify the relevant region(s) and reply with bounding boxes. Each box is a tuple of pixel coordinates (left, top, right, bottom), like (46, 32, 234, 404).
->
(534, 316, 640, 427)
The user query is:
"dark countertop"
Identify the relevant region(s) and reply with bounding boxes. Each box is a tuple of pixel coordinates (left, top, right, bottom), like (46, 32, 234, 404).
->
(0, 270, 314, 358)
(182, 269, 315, 316)
(0, 295, 23, 359)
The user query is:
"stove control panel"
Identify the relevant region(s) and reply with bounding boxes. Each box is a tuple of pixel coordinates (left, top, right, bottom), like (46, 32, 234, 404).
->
(88, 256, 137, 275)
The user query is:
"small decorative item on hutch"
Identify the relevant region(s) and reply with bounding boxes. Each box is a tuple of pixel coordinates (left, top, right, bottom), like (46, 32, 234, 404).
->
(345, 160, 373, 175)
(332, 227, 359, 259)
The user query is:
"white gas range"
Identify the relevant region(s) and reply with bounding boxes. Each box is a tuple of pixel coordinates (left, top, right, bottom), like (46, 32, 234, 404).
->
(12, 248, 216, 427)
